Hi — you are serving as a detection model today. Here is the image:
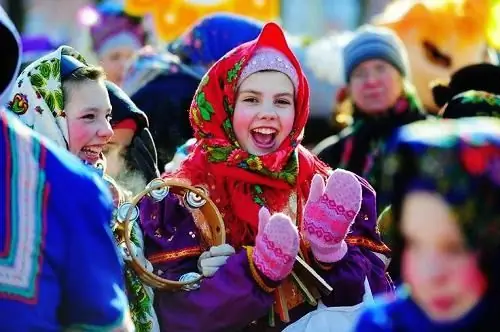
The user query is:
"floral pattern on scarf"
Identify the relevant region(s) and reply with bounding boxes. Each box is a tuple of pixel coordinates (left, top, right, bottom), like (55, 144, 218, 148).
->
(189, 44, 303, 188)
(7, 46, 87, 149)
(441, 90, 500, 119)
(459, 90, 500, 106)
(123, 219, 159, 332)
(172, 22, 330, 248)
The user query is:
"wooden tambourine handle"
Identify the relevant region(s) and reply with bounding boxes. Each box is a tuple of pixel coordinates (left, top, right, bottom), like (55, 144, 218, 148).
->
(121, 178, 225, 290)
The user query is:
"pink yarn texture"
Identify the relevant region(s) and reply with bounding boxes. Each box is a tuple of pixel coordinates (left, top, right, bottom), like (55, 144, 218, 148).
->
(304, 169, 362, 263)
(252, 208, 299, 281)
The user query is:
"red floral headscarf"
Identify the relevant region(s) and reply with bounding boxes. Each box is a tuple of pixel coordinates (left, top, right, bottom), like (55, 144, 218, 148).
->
(170, 23, 330, 248)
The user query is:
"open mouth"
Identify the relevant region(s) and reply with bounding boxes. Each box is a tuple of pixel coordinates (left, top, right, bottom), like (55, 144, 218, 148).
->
(251, 127, 278, 150)
(80, 145, 104, 164)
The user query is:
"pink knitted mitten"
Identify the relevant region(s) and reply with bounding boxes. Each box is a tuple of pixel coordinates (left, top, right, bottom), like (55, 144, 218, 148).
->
(304, 169, 362, 263)
(252, 207, 300, 281)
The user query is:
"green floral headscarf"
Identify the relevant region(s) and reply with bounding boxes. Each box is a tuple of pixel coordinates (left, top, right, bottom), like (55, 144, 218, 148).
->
(7, 46, 87, 149)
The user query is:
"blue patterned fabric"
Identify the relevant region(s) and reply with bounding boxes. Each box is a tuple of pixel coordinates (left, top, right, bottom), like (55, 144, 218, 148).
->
(0, 110, 131, 331)
(0, 7, 131, 331)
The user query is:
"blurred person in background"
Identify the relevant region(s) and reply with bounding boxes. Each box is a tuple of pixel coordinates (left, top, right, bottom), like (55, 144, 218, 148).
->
(357, 118, 500, 331)
(85, 1, 146, 86)
(314, 25, 427, 211)
(104, 80, 160, 194)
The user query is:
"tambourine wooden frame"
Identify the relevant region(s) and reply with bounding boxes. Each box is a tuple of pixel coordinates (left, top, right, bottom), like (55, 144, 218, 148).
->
(121, 178, 226, 291)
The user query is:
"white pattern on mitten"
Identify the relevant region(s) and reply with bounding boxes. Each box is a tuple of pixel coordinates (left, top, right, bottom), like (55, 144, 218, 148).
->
(252, 207, 299, 281)
(304, 169, 362, 263)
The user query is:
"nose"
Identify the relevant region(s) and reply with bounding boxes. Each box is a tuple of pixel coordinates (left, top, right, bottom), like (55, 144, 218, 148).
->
(363, 73, 380, 87)
(98, 120, 114, 141)
(258, 103, 277, 120)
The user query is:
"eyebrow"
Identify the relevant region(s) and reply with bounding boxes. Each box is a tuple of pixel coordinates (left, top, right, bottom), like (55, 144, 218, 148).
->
(239, 90, 293, 98)
(83, 107, 112, 114)
(275, 92, 293, 98)
(239, 89, 262, 95)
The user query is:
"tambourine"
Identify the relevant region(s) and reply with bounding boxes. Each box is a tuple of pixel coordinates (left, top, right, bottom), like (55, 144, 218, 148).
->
(114, 178, 225, 290)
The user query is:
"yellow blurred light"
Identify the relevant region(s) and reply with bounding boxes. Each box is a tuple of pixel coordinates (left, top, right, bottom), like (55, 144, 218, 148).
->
(254, 0, 265, 8)
(164, 13, 176, 24)
(185, 0, 225, 4)
(125, 0, 280, 41)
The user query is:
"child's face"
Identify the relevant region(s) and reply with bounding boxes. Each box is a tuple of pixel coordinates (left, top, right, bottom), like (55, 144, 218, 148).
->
(233, 71, 295, 156)
(65, 79, 113, 166)
(401, 191, 487, 322)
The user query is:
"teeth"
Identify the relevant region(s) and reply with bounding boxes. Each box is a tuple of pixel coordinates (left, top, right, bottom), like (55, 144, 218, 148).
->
(252, 128, 277, 135)
(82, 147, 101, 154)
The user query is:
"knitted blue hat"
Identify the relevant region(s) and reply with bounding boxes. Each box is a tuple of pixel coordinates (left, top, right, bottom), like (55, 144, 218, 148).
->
(343, 25, 409, 82)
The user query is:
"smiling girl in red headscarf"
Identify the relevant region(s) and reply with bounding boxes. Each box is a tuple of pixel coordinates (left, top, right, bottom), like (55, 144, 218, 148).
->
(140, 22, 391, 331)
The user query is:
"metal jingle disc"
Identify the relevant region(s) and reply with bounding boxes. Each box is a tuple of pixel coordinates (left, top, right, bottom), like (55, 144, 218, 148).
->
(116, 202, 139, 223)
(184, 188, 207, 208)
(146, 179, 169, 201)
(179, 272, 202, 291)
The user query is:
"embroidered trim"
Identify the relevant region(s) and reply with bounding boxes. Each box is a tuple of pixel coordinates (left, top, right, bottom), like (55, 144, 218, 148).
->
(346, 235, 391, 255)
(1, 116, 12, 258)
(0, 120, 45, 303)
(147, 246, 202, 264)
(245, 246, 275, 293)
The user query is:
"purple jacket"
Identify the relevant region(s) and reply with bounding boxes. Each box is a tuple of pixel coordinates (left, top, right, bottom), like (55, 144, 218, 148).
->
(139, 184, 391, 332)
